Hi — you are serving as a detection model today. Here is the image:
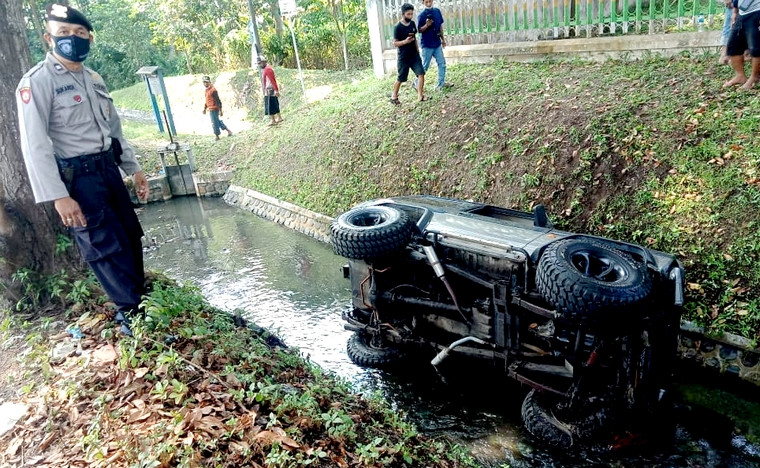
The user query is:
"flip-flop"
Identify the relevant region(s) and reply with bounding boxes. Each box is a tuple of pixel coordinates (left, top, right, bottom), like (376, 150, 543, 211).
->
(389, 97, 401, 105)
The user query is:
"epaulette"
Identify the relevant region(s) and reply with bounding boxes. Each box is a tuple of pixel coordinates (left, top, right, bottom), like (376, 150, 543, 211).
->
(21, 61, 46, 79)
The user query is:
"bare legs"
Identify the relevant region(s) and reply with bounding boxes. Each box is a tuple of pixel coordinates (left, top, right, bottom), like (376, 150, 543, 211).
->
(724, 56, 760, 89)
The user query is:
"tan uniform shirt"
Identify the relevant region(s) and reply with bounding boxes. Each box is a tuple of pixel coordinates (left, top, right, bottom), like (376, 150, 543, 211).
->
(16, 53, 141, 203)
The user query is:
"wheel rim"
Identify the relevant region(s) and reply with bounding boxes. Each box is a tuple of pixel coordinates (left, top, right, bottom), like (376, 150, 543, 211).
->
(345, 208, 391, 228)
(367, 333, 390, 351)
(569, 249, 627, 283)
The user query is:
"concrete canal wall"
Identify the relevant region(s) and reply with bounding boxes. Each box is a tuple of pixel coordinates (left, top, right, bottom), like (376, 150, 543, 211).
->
(222, 186, 333, 244)
(136, 171, 234, 204)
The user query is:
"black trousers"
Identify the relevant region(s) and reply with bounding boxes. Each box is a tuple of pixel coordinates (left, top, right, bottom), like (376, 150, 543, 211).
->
(58, 151, 145, 315)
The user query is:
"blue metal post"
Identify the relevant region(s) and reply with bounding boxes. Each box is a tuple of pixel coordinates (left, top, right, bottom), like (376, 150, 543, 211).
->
(157, 69, 177, 136)
(144, 76, 164, 133)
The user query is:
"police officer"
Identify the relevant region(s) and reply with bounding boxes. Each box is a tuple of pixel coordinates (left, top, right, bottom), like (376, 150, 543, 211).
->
(16, 3, 149, 335)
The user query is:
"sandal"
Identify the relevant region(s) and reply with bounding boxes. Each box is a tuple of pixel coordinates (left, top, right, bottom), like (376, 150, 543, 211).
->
(389, 97, 401, 105)
(418, 96, 430, 102)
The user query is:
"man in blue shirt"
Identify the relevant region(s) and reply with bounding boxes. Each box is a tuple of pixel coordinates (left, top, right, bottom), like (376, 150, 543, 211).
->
(417, 0, 452, 90)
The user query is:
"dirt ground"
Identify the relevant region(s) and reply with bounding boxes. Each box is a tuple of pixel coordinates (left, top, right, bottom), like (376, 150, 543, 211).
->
(0, 338, 24, 403)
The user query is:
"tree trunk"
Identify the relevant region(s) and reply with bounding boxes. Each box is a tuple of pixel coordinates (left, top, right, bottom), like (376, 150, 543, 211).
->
(183, 49, 194, 74)
(329, 0, 349, 70)
(0, 0, 80, 306)
(268, 0, 284, 39)
(26, 0, 49, 54)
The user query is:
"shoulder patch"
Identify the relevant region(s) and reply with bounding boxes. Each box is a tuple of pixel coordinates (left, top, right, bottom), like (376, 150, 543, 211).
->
(19, 87, 32, 104)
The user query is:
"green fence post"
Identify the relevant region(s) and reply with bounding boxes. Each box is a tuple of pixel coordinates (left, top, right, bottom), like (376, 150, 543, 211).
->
(514, 0, 519, 31)
(677, 0, 685, 28)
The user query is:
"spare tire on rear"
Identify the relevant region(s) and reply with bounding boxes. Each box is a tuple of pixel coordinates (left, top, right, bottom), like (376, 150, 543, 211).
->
(536, 238, 652, 321)
(346, 332, 405, 368)
(330, 206, 413, 259)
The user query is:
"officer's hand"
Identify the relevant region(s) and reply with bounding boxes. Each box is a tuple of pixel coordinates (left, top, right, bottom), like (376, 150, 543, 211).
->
(275, 91, 280, 97)
(219, 110, 224, 117)
(202, 109, 206, 115)
(134, 171, 149, 201)
(54, 197, 86, 228)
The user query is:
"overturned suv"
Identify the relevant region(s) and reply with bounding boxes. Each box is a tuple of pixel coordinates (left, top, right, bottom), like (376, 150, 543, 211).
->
(331, 196, 684, 447)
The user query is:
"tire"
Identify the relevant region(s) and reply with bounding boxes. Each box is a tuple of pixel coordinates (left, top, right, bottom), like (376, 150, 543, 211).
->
(330, 206, 414, 259)
(536, 238, 652, 321)
(521, 389, 612, 448)
(346, 332, 404, 368)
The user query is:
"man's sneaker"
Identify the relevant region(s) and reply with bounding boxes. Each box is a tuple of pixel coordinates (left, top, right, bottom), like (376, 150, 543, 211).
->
(438, 82, 454, 90)
(412, 78, 419, 89)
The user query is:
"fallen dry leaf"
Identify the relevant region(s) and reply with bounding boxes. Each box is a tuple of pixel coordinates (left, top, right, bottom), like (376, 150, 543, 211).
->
(92, 344, 118, 365)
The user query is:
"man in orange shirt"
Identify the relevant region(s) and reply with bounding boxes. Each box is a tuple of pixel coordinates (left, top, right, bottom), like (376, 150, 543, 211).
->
(201, 76, 232, 140)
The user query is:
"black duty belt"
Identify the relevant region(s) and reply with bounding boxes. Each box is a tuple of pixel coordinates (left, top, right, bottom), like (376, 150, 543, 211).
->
(56, 148, 115, 174)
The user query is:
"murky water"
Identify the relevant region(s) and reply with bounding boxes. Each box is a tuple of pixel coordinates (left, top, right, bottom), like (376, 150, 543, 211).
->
(138, 197, 760, 468)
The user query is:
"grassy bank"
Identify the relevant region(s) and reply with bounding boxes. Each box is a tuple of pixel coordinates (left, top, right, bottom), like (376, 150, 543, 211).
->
(0, 272, 475, 467)
(116, 55, 760, 343)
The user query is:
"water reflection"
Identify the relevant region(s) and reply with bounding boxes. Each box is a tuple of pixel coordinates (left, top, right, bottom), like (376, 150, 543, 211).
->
(138, 197, 760, 468)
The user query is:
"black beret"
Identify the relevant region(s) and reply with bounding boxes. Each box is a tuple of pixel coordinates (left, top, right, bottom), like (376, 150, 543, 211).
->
(45, 3, 93, 31)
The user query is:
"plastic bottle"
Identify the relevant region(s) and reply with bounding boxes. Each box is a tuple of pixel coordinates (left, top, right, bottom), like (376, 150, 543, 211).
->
(697, 15, 705, 32)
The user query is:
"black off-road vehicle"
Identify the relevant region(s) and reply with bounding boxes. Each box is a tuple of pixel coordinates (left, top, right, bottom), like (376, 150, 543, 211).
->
(330, 196, 684, 447)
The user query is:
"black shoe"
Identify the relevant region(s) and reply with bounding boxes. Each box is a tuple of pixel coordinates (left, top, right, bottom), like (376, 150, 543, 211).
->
(115, 310, 133, 336)
(119, 323, 134, 337)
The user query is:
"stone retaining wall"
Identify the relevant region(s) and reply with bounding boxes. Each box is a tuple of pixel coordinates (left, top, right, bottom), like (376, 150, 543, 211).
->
(223, 185, 760, 386)
(223, 186, 332, 243)
(194, 171, 234, 197)
(145, 176, 172, 203)
(678, 322, 760, 385)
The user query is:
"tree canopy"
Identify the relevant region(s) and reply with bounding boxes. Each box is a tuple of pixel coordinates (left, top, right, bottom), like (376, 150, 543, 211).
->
(22, 0, 371, 90)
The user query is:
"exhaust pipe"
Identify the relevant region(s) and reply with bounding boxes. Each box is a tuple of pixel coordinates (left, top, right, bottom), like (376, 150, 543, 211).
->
(422, 245, 470, 325)
(431, 336, 487, 366)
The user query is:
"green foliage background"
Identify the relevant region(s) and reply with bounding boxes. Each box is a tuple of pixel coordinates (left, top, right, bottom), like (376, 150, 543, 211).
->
(22, 0, 371, 90)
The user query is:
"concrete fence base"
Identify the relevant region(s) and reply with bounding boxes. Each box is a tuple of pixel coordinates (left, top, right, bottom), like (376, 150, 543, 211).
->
(381, 31, 721, 75)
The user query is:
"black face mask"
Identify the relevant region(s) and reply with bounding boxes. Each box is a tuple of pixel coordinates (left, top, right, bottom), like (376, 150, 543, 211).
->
(51, 34, 91, 62)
